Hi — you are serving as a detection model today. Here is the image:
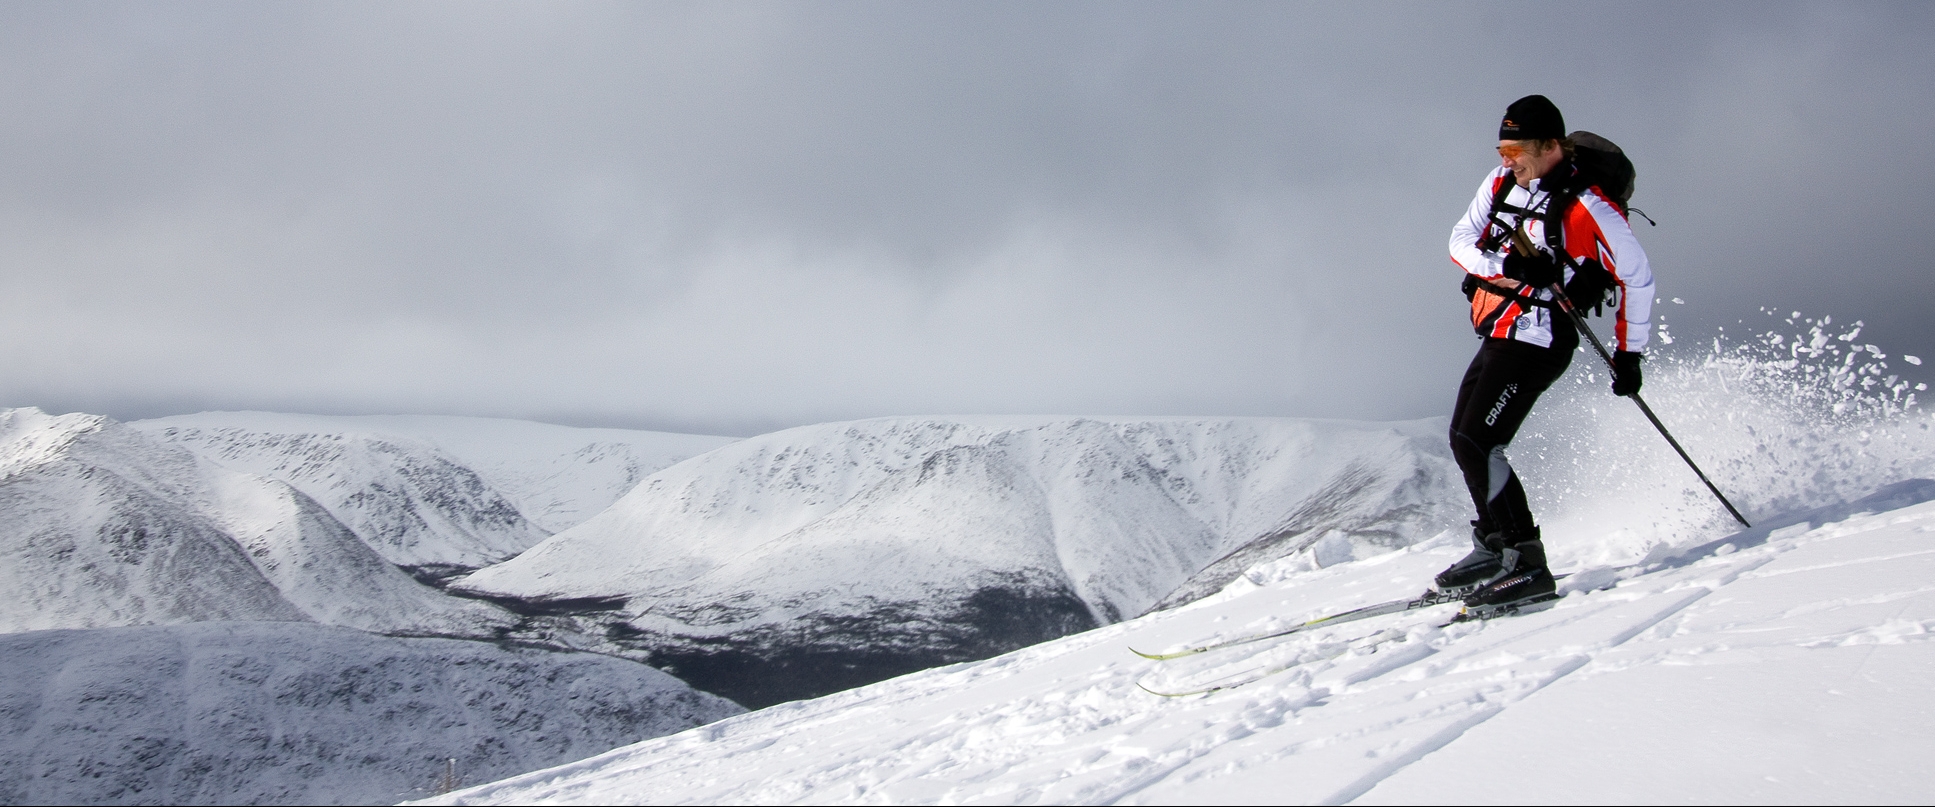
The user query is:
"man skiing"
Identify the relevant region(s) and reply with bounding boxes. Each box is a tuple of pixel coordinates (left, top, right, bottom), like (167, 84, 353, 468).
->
(1436, 95, 1655, 612)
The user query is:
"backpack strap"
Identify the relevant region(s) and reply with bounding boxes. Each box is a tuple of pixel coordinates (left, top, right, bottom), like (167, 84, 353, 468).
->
(1541, 175, 1578, 257)
(1475, 174, 1519, 253)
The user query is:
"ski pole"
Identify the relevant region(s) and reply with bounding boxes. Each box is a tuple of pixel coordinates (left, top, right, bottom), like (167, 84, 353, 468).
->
(1545, 281, 1752, 527)
(1504, 221, 1749, 526)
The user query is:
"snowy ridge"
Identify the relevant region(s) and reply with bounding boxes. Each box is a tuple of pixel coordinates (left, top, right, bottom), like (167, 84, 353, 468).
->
(0, 407, 515, 636)
(0, 621, 743, 806)
(135, 416, 550, 568)
(454, 416, 1467, 706)
(135, 412, 737, 538)
(421, 480, 1935, 805)
(0, 409, 308, 630)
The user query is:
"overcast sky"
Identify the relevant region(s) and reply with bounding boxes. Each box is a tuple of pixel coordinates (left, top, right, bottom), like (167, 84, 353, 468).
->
(1, 1, 1929, 436)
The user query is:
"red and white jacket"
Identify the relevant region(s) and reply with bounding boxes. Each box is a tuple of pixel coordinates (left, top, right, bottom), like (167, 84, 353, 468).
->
(1450, 165, 1654, 353)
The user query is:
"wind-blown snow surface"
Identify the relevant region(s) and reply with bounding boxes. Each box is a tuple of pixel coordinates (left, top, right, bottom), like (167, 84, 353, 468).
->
(132, 412, 736, 567)
(454, 416, 1468, 706)
(0, 408, 513, 636)
(0, 622, 742, 806)
(419, 479, 1935, 806)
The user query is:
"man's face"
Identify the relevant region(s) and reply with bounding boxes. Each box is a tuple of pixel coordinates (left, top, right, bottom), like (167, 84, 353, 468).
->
(1498, 139, 1562, 187)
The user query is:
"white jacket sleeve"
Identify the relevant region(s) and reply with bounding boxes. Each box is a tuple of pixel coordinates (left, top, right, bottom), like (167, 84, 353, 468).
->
(1449, 167, 1511, 279)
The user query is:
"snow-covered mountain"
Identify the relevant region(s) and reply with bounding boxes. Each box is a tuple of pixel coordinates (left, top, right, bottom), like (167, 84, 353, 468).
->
(0, 621, 742, 806)
(0, 408, 515, 636)
(454, 416, 1469, 706)
(139, 423, 541, 570)
(134, 412, 737, 547)
(0, 408, 747, 805)
(419, 478, 1935, 806)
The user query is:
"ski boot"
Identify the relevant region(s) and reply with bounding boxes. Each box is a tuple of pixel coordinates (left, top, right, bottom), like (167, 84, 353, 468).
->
(1433, 523, 1505, 598)
(1461, 532, 1560, 618)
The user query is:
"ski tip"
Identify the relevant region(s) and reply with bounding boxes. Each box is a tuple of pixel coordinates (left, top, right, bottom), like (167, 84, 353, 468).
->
(1136, 680, 1209, 698)
(1129, 646, 1200, 661)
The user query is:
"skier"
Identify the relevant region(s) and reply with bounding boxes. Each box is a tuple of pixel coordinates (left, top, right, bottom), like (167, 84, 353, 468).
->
(1436, 95, 1655, 612)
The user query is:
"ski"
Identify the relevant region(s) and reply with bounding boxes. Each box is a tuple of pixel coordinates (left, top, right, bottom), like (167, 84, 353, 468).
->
(1136, 629, 1408, 698)
(1136, 590, 1571, 697)
(1133, 572, 1578, 662)
(1129, 590, 1462, 661)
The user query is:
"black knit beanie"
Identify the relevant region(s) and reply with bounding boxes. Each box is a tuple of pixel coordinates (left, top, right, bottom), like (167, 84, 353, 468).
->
(1499, 95, 1565, 141)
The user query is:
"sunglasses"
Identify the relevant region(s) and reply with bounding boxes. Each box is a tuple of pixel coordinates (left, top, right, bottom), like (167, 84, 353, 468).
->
(1496, 143, 1531, 160)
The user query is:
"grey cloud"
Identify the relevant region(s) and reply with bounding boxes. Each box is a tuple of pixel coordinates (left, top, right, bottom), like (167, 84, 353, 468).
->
(0, 1, 1929, 434)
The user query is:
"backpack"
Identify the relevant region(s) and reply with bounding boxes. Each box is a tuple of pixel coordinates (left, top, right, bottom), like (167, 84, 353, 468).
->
(1565, 130, 1636, 213)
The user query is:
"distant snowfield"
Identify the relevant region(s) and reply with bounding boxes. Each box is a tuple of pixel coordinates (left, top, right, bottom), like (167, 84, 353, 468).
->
(420, 480, 1935, 806)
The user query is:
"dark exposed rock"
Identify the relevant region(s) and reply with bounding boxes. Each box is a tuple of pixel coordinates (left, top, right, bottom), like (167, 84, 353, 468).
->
(608, 582, 1098, 708)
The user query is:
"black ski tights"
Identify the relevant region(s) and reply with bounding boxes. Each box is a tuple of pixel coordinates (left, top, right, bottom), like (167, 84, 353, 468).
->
(1449, 337, 1573, 539)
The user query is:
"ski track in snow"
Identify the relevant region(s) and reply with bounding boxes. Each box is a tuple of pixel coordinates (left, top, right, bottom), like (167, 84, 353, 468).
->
(420, 488, 1935, 806)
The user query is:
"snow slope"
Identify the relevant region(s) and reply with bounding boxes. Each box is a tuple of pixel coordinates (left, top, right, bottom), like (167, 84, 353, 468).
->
(453, 416, 1467, 706)
(135, 412, 736, 540)
(420, 478, 1935, 806)
(0, 408, 514, 636)
(0, 621, 743, 806)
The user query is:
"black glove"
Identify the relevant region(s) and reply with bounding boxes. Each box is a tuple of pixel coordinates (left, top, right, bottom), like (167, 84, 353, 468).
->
(1501, 250, 1560, 288)
(1612, 350, 1643, 396)
(1564, 258, 1615, 313)
(1461, 273, 1480, 301)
